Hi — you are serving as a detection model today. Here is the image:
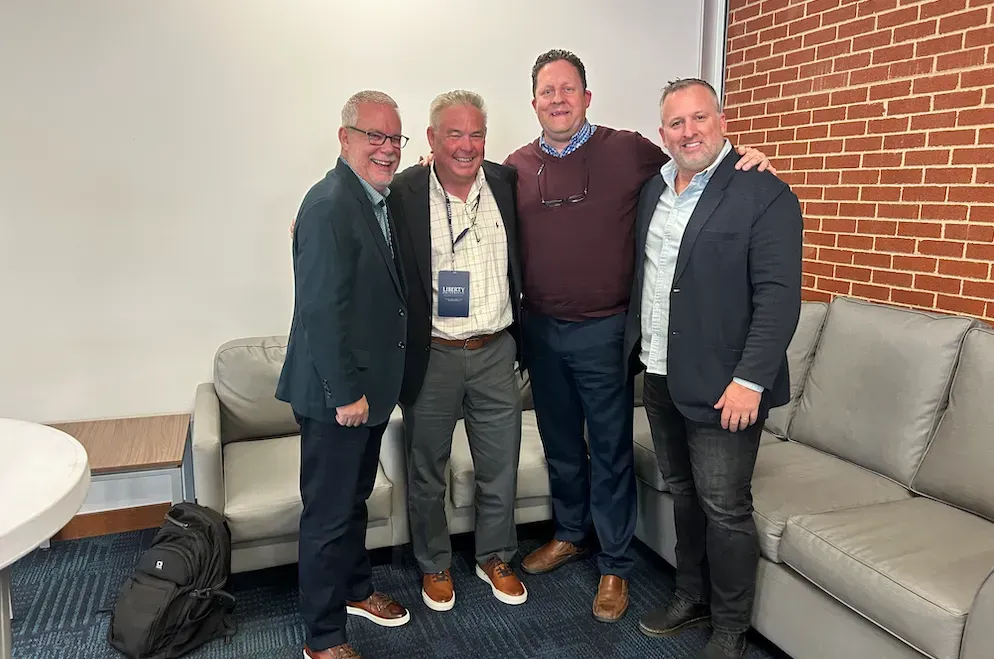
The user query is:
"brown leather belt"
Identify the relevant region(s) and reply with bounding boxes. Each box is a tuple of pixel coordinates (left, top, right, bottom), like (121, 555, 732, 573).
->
(431, 331, 503, 350)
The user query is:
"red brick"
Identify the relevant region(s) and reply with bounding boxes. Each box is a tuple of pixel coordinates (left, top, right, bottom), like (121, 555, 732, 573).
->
(826, 154, 864, 169)
(774, 36, 805, 55)
(898, 220, 942, 236)
(888, 97, 932, 115)
(939, 260, 990, 279)
(819, 277, 853, 294)
(859, 0, 899, 16)
(926, 168, 975, 183)
(823, 217, 859, 232)
(839, 235, 876, 250)
(895, 20, 938, 43)
(978, 168, 994, 184)
(894, 255, 939, 272)
(884, 133, 927, 149)
(969, 206, 994, 223)
(798, 125, 830, 140)
(823, 4, 859, 26)
(882, 168, 925, 184)
(870, 80, 913, 100)
(859, 219, 899, 235)
(863, 152, 904, 167)
(810, 0, 844, 13)
(965, 26, 994, 49)
(855, 252, 894, 267)
(935, 90, 984, 110)
(853, 283, 893, 301)
(809, 171, 843, 185)
(960, 69, 991, 88)
(843, 168, 882, 184)
(937, 47, 987, 71)
(825, 187, 862, 201)
(903, 186, 949, 202)
(876, 236, 918, 252)
(874, 270, 915, 287)
(817, 41, 853, 60)
(911, 112, 957, 130)
(869, 117, 912, 134)
(853, 31, 896, 53)
(958, 108, 994, 126)
(807, 231, 838, 246)
(812, 73, 850, 92)
(950, 186, 994, 203)
(812, 107, 848, 123)
(938, 8, 988, 32)
(905, 149, 952, 166)
(839, 17, 877, 38)
(916, 33, 965, 57)
(848, 102, 888, 119)
(881, 205, 924, 220)
(804, 260, 836, 277)
(820, 248, 856, 264)
(920, 0, 968, 19)
(893, 289, 937, 307)
(963, 281, 994, 300)
(936, 294, 988, 316)
(928, 129, 980, 146)
(967, 244, 994, 260)
(789, 15, 823, 36)
(968, 224, 994, 241)
(831, 88, 869, 105)
(837, 265, 874, 281)
(850, 65, 892, 85)
(873, 43, 915, 64)
(917, 274, 963, 294)
(888, 57, 937, 79)
(922, 203, 968, 221)
(920, 239, 966, 256)
(952, 147, 992, 165)
(846, 136, 885, 151)
(804, 290, 835, 302)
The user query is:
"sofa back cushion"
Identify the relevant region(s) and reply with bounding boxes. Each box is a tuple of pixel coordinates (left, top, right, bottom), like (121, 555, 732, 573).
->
(912, 327, 994, 521)
(788, 297, 976, 486)
(214, 336, 298, 443)
(764, 301, 829, 438)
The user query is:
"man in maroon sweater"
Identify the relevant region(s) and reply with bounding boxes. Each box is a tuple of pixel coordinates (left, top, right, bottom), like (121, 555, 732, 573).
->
(506, 49, 771, 623)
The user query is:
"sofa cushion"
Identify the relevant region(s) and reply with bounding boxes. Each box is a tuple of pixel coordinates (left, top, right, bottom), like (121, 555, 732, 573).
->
(222, 434, 392, 543)
(780, 498, 994, 659)
(764, 301, 828, 438)
(752, 441, 911, 562)
(449, 410, 549, 509)
(913, 327, 994, 522)
(789, 297, 976, 486)
(214, 336, 298, 443)
(759, 429, 782, 445)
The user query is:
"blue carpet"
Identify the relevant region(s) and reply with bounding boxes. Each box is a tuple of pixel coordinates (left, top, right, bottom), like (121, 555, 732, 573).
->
(9, 524, 782, 658)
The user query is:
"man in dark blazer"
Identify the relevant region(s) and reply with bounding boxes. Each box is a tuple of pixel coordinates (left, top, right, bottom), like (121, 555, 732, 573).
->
(623, 79, 802, 659)
(387, 90, 528, 612)
(277, 90, 412, 659)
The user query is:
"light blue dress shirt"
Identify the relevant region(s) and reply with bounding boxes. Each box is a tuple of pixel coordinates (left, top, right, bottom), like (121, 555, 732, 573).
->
(342, 157, 393, 257)
(639, 140, 762, 393)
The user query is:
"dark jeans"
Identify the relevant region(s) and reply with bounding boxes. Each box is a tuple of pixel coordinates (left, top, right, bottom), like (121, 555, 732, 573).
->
(523, 310, 637, 577)
(296, 413, 387, 650)
(642, 372, 762, 634)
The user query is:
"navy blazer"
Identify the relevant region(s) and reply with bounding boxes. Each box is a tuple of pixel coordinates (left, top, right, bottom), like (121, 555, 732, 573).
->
(276, 158, 408, 426)
(623, 147, 804, 425)
(388, 161, 523, 406)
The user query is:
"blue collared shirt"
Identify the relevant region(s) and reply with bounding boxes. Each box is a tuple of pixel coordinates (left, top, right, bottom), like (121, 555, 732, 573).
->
(539, 120, 596, 157)
(639, 139, 762, 393)
(341, 157, 393, 256)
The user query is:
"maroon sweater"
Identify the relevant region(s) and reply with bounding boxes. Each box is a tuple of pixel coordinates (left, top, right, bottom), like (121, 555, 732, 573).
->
(504, 126, 668, 321)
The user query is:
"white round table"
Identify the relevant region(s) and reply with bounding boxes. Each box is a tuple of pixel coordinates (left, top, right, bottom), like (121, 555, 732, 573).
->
(0, 418, 90, 659)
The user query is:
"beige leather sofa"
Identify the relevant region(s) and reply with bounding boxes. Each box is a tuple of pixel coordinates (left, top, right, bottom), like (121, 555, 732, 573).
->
(190, 336, 551, 574)
(634, 296, 994, 659)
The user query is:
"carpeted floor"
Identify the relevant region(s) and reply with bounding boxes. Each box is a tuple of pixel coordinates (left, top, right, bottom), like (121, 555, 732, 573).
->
(9, 523, 785, 658)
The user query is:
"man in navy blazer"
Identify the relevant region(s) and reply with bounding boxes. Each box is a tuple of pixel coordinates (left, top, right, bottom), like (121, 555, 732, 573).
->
(622, 79, 802, 659)
(277, 90, 412, 659)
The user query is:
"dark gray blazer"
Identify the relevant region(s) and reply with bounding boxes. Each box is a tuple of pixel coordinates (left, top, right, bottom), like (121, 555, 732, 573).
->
(276, 158, 408, 426)
(623, 147, 804, 424)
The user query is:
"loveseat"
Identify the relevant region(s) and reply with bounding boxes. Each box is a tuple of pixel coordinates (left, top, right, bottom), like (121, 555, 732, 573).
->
(190, 336, 552, 575)
(634, 296, 994, 659)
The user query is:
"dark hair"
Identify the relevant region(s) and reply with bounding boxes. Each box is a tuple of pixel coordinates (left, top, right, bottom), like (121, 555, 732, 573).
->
(659, 78, 722, 112)
(531, 49, 587, 96)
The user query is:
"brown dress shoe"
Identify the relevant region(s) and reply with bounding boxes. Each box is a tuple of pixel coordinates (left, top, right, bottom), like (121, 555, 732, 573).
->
(592, 575, 629, 623)
(421, 569, 455, 611)
(476, 557, 528, 605)
(345, 592, 411, 627)
(303, 643, 361, 658)
(520, 539, 588, 575)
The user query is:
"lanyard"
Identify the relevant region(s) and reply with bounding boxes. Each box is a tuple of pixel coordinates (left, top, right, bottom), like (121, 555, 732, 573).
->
(444, 191, 480, 254)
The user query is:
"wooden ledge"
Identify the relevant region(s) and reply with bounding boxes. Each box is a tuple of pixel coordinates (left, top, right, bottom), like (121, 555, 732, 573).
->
(49, 413, 190, 475)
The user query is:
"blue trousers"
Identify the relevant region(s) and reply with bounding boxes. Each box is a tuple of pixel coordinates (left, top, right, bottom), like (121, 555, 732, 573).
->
(523, 310, 637, 577)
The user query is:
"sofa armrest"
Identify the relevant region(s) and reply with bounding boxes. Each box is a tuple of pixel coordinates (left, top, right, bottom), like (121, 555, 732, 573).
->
(961, 567, 994, 659)
(192, 382, 225, 515)
(379, 406, 409, 546)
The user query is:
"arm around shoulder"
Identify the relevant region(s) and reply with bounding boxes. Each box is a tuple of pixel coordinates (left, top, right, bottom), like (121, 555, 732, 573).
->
(293, 198, 364, 408)
(734, 184, 804, 389)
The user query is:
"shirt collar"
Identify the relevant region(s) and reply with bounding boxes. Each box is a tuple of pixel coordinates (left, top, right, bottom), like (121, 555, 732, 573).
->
(429, 162, 486, 202)
(539, 120, 596, 157)
(340, 156, 390, 206)
(661, 138, 733, 191)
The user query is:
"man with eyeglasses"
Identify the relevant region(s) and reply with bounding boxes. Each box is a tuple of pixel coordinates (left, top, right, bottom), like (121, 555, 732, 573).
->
(504, 49, 773, 624)
(277, 90, 412, 659)
(387, 90, 528, 613)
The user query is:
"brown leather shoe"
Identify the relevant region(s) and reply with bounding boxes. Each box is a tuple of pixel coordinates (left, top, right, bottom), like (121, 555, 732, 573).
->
(520, 539, 588, 575)
(592, 575, 629, 623)
(303, 643, 361, 658)
(476, 557, 528, 605)
(421, 570, 455, 611)
(345, 592, 411, 627)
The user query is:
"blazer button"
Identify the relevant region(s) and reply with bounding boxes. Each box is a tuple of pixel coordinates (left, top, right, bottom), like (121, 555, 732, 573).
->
(398, 309, 405, 316)
(398, 341, 405, 349)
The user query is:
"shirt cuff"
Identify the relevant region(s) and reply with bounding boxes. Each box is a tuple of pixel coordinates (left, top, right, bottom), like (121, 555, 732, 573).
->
(733, 377, 764, 393)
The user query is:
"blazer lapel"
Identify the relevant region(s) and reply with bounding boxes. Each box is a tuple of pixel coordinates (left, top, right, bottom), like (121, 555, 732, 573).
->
(336, 159, 404, 297)
(635, 175, 665, 295)
(404, 172, 432, 301)
(672, 152, 738, 284)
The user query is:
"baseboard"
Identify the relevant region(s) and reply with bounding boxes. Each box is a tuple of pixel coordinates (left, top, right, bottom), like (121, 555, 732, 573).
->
(52, 503, 171, 541)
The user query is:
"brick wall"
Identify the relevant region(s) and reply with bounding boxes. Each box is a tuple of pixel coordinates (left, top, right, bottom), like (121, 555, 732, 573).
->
(724, 0, 994, 322)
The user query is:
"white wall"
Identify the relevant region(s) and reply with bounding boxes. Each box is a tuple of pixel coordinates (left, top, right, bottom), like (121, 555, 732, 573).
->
(0, 0, 722, 423)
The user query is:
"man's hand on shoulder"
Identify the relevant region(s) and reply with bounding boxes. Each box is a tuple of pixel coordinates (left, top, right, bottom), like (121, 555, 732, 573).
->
(714, 381, 761, 432)
(336, 395, 369, 427)
(734, 146, 777, 175)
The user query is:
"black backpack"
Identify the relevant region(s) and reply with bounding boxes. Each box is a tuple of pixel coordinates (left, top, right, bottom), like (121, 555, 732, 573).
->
(108, 502, 237, 658)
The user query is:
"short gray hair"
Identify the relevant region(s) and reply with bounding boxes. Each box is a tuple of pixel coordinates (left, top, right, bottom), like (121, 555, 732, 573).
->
(341, 90, 398, 127)
(659, 78, 722, 113)
(429, 90, 487, 131)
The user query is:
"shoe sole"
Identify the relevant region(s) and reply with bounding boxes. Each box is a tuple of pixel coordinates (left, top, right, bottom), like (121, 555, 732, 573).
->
(345, 604, 411, 627)
(475, 564, 528, 605)
(421, 587, 455, 612)
(520, 549, 589, 576)
(638, 615, 710, 637)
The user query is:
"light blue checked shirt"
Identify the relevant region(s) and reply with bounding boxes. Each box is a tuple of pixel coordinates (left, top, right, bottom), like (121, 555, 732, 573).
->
(639, 139, 762, 393)
(342, 157, 393, 257)
(539, 120, 596, 157)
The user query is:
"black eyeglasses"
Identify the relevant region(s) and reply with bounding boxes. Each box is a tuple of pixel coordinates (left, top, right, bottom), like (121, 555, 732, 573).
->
(537, 162, 588, 207)
(347, 126, 409, 148)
